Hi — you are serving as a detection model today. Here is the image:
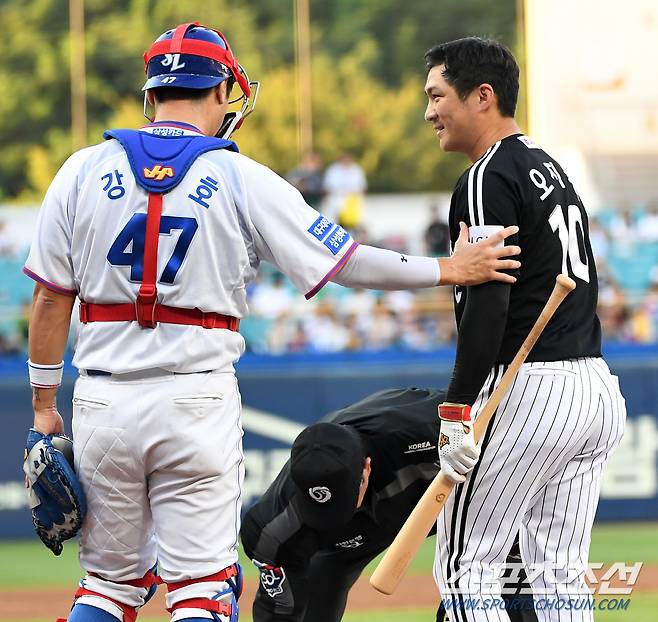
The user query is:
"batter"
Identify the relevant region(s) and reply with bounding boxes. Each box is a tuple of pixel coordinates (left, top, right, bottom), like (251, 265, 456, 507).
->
(422, 37, 627, 621)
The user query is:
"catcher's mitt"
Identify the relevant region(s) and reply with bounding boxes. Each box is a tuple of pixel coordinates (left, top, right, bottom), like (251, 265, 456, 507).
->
(23, 429, 87, 555)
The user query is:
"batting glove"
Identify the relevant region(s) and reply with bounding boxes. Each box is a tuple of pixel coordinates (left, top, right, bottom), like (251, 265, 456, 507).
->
(438, 403, 481, 483)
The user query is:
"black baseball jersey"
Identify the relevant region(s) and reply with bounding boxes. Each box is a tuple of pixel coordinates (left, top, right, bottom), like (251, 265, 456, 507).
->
(449, 134, 601, 364)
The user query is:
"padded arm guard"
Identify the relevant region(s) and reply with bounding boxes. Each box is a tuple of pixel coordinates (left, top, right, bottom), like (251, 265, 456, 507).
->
(23, 429, 87, 555)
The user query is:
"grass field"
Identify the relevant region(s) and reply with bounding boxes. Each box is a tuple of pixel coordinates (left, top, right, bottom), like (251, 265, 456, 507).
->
(2, 522, 657, 621)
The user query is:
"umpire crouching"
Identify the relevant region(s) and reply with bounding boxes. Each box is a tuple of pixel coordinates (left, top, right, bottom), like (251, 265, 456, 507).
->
(241, 388, 537, 622)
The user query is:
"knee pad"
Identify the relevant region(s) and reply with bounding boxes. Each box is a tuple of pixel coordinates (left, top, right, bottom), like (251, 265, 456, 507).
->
(166, 564, 241, 622)
(64, 603, 126, 622)
(65, 598, 135, 622)
(67, 566, 161, 622)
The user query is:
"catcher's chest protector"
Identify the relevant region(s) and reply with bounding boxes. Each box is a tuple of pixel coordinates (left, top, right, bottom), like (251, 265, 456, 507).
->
(88, 128, 241, 329)
(103, 128, 238, 193)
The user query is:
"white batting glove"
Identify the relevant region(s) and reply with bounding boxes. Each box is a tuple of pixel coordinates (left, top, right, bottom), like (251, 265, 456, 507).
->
(438, 403, 481, 483)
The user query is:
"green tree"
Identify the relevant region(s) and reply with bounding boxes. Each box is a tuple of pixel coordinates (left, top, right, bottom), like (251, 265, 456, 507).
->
(0, 0, 517, 200)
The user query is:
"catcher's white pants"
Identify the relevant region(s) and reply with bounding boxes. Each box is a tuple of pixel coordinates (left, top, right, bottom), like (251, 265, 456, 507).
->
(72, 369, 244, 618)
(434, 358, 626, 622)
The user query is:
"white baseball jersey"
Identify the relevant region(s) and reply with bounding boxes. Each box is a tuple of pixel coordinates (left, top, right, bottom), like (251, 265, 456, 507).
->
(25, 123, 357, 374)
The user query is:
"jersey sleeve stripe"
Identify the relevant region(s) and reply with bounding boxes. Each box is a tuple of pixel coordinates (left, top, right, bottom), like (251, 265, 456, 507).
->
(304, 241, 359, 300)
(23, 267, 77, 296)
(467, 160, 479, 225)
(475, 141, 502, 225)
(467, 144, 494, 226)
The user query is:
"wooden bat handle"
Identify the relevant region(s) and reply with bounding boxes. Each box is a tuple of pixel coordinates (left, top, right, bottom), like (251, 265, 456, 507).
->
(369, 274, 576, 595)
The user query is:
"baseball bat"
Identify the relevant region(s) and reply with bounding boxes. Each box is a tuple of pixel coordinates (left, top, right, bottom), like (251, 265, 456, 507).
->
(370, 274, 576, 595)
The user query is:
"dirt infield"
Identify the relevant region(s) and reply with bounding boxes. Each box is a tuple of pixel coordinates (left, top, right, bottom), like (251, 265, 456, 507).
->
(3, 566, 657, 618)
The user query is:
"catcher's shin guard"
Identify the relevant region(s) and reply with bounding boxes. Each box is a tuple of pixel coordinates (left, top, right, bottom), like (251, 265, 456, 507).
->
(166, 564, 242, 622)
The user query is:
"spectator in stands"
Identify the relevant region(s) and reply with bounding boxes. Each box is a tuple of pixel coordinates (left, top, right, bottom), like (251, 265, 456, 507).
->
(305, 301, 354, 352)
(286, 321, 310, 353)
(383, 290, 415, 317)
(322, 152, 367, 228)
(340, 288, 377, 323)
(268, 313, 307, 354)
(588, 216, 611, 264)
(424, 204, 451, 256)
(364, 298, 398, 350)
(399, 311, 431, 350)
(0, 219, 16, 257)
(597, 269, 632, 341)
(608, 205, 637, 256)
(631, 283, 658, 343)
(249, 272, 295, 320)
(435, 313, 458, 345)
(286, 152, 325, 208)
(637, 200, 658, 243)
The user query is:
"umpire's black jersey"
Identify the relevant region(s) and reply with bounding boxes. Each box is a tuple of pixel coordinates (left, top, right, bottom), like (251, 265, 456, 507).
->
(450, 134, 602, 363)
(241, 388, 442, 569)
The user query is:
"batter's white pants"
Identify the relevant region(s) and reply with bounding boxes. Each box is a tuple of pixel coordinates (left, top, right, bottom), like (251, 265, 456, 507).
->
(434, 358, 626, 622)
(71, 369, 244, 620)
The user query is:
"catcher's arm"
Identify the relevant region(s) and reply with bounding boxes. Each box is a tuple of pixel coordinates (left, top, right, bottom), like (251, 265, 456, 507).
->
(28, 283, 75, 434)
(25, 283, 85, 555)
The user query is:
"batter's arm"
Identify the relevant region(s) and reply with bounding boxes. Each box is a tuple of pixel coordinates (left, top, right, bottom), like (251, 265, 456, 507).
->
(446, 281, 511, 404)
(28, 283, 75, 435)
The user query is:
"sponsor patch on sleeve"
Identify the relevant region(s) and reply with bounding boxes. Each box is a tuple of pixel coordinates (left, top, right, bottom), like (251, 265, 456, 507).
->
(468, 225, 504, 247)
(323, 226, 351, 255)
(308, 215, 334, 241)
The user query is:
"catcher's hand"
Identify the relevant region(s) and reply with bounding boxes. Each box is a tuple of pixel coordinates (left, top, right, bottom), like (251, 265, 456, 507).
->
(438, 403, 481, 483)
(23, 429, 87, 555)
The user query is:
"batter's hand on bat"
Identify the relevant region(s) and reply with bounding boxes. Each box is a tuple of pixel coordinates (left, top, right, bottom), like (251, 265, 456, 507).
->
(438, 403, 481, 483)
(440, 222, 520, 286)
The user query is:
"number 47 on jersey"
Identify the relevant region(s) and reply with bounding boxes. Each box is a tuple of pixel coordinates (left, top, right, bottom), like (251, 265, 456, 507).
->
(107, 214, 198, 283)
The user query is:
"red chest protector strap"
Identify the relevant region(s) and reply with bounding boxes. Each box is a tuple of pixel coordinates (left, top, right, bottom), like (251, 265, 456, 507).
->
(80, 193, 239, 331)
(137, 192, 162, 328)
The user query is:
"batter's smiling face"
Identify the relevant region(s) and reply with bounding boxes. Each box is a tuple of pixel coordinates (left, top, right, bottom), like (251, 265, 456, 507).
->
(424, 64, 479, 154)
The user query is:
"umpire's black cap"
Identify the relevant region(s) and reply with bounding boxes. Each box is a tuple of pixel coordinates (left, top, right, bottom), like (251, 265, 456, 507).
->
(290, 422, 365, 530)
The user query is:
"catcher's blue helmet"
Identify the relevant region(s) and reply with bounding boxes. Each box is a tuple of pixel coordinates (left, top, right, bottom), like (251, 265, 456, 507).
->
(142, 22, 251, 97)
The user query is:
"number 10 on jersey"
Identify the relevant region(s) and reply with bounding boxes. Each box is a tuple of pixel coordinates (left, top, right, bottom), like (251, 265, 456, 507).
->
(548, 204, 590, 283)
